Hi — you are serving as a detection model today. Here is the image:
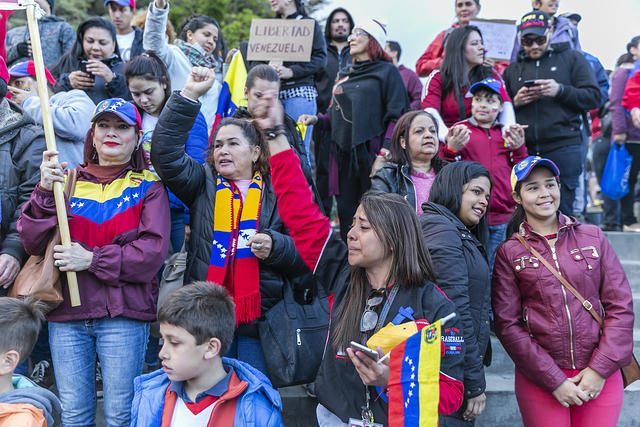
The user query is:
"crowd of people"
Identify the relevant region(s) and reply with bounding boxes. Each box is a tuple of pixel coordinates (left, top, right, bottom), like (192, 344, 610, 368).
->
(0, 0, 638, 426)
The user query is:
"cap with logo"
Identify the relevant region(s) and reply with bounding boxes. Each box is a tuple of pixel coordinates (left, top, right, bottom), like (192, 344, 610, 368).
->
(92, 98, 142, 129)
(8, 61, 57, 87)
(519, 11, 552, 37)
(469, 77, 505, 102)
(510, 155, 560, 191)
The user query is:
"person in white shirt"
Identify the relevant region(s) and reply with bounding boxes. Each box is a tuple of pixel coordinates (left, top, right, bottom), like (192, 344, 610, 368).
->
(105, 0, 143, 62)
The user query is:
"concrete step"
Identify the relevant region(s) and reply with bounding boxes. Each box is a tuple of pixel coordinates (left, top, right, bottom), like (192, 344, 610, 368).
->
(605, 232, 640, 262)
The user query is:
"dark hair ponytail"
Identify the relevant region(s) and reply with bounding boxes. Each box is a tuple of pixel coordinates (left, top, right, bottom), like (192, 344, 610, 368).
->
(125, 51, 171, 112)
(506, 201, 526, 238)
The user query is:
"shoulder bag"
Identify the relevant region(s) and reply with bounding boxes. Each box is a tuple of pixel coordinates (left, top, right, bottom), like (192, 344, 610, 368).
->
(10, 169, 78, 314)
(516, 234, 640, 388)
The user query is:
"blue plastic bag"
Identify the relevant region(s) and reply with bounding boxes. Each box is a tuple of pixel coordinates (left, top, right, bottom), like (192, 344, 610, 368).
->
(600, 143, 633, 200)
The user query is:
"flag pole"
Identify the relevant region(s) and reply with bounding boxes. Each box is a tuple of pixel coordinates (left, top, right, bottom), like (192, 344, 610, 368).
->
(376, 312, 456, 365)
(25, 1, 81, 306)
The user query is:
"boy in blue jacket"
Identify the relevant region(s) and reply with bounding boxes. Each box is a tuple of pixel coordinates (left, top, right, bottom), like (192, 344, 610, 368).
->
(130, 281, 283, 427)
(0, 298, 61, 426)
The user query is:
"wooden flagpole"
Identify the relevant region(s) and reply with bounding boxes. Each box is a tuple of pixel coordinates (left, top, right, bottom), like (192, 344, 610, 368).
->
(25, 1, 81, 306)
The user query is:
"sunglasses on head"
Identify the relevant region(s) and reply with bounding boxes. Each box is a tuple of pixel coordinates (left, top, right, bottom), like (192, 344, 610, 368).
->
(521, 35, 548, 47)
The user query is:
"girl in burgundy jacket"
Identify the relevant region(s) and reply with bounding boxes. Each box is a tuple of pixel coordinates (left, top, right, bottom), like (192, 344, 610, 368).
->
(492, 156, 634, 427)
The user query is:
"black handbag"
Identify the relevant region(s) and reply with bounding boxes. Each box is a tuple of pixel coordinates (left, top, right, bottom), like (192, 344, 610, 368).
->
(258, 280, 330, 388)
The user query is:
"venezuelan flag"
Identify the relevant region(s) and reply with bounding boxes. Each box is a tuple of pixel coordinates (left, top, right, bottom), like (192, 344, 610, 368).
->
(388, 320, 441, 427)
(211, 51, 248, 138)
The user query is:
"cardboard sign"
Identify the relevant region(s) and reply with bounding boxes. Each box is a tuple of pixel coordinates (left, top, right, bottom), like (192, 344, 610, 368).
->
(470, 18, 517, 61)
(247, 18, 315, 62)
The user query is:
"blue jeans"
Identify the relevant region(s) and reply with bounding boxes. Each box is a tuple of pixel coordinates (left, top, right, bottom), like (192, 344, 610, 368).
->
(544, 145, 584, 216)
(224, 335, 268, 376)
(281, 94, 317, 166)
(49, 318, 149, 427)
(170, 208, 186, 253)
(488, 223, 508, 273)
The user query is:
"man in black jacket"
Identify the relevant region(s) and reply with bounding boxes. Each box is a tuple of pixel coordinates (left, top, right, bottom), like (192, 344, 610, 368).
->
(313, 8, 354, 215)
(503, 11, 600, 215)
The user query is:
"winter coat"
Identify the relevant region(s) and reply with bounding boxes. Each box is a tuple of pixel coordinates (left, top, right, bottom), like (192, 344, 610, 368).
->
(0, 375, 61, 427)
(622, 58, 640, 111)
(503, 42, 601, 155)
(54, 55, 130, 105)
(420, 202, 491, 400)
(610, 66, 640, 143)
(398, 65, 423, 110)
(440, 118, 529, 225)
(21, 89, 95, 168)
(130, 358, 283, 427)
(143, 2, 223, 134)
(0, 99, 45, 263)
(314, 7, 354, 114)
(510, 15, 581, 63)
(18, 166, 171, 322)
(117, 26, 144, 62)
(150, 92, 309, 315)
(268, 148, 465, 423)
(5, 15, 75, 68)
(492, 214, 634, 392)
(415, 25, 459, 78)
(370, 162, 417, 211)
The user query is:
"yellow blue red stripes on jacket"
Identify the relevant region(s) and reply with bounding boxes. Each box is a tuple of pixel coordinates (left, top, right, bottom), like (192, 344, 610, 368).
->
(68, 170, 159, 248)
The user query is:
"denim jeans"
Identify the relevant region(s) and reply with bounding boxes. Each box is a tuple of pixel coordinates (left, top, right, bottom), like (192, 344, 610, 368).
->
(281, 94, 317, 166)
(487, 223, 508, 273)
(544, 145, 584, 216)
(49, 317, 149, 427)
(170, 208, 186, 253)
(224, 335, 268, 376)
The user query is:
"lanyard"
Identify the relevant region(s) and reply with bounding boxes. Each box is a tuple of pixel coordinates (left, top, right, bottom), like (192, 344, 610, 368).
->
(374, 284, 400, 334)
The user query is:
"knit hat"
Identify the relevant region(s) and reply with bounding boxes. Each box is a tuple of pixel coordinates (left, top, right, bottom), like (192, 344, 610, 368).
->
(0, 56, 8, 99)
(356, 18, 387, 50)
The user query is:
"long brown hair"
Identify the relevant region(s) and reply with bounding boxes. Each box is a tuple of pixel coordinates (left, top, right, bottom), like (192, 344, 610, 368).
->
(331, 192, 436, 351)
(207, 118, 270, 176)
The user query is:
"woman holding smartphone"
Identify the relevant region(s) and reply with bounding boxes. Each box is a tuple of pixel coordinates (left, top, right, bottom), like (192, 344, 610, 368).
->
(492, 156, 634, 427)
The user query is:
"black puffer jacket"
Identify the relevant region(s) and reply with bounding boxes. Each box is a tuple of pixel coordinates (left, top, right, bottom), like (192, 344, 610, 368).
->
(370, 162, 417, 211)
(150, 92, 309, 314)
(0, 99, 46, 263)
(420, 202, 491, 401)
(503, 42, 600, 155)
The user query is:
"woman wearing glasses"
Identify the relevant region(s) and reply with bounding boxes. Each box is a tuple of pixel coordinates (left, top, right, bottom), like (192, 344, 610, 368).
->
(258, 86, 464, 426)
(299, 19, 409, 241)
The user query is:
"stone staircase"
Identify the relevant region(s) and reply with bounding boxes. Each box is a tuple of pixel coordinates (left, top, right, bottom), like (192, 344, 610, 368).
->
(278, 232, 640, 426)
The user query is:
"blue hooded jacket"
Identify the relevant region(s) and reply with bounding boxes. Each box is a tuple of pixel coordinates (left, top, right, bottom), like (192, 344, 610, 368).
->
(130, 357, 283, 427)
(0, 375, 62, 426)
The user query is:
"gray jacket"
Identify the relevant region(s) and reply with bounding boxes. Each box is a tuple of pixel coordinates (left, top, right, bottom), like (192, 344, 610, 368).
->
(21, 89, 95, 168)
(0, 99, 45, 262)
(5, 15, 75, 67)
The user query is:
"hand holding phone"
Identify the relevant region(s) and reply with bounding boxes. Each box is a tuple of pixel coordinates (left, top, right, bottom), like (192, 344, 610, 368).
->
(349, 341, 380, 361)
(523, 79, 538, 88)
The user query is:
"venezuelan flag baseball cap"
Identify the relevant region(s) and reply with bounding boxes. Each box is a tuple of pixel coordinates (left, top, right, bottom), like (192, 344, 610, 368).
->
(510, 156, 560, 191)
(92, 98, 142, 129)
(519, 11, 552, 37)
(469, 77, 504, 102)
(8, 61, 57, 86)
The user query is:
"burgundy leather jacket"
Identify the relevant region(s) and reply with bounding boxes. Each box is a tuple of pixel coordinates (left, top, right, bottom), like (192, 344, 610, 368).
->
(492, 214, 634, 392)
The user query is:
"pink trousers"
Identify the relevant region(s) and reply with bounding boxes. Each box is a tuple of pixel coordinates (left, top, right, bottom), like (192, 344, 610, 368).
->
(514, 368, 623, 427)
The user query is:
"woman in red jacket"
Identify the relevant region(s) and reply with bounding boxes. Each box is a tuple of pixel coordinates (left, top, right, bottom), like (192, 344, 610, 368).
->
(492, 156, 634, 427)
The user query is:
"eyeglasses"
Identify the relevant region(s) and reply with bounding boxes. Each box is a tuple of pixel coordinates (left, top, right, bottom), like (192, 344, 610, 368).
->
(347, 31, 368, 42)
(360, 294, 384, 332)
(521, 35, 548, 47)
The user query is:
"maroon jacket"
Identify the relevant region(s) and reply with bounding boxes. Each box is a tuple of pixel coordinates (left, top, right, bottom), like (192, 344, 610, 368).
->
(492, 215, 634, 392)
(17, 166, 170, 322)
(398, 65, 423, 111)
(441, 118, 528, 225)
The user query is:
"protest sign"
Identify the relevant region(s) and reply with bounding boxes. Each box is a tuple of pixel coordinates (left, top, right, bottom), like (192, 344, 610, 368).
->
(470, 18, 517, 61)
(247, 18, 314, 62)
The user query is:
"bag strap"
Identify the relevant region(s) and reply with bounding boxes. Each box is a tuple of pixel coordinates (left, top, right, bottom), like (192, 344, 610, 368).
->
(454, 89, 467, 122)
(515, 233, 604, 328)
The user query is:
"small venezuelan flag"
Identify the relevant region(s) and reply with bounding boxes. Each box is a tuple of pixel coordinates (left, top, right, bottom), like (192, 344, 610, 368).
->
(211, 51, 248, 139)
(388, 320, 442, 427)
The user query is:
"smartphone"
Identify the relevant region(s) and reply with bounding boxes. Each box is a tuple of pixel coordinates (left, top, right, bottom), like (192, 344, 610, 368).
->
(523, 79, 539, 88)
(349, 341, 379, 361)
(80, 60, 95, 80)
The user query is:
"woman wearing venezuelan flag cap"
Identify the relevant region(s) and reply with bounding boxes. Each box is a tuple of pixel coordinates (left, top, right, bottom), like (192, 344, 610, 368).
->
(18, 98, 170, 426)
(492, 156, 634, 426)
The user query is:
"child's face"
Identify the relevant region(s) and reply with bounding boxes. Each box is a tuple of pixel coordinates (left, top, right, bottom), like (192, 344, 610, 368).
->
(471, 91, 503, 126)
(158, 323, 214, 383)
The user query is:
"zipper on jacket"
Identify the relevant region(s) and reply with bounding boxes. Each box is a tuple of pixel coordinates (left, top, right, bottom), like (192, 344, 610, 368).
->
(550, 245, 576, 369)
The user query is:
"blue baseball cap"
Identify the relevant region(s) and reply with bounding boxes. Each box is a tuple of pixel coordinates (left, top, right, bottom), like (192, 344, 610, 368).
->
(104, 0, 135, 8)
(510, 156, 560, 191)
(469, 77, 504, 101)
(92, 98, 142, 129)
